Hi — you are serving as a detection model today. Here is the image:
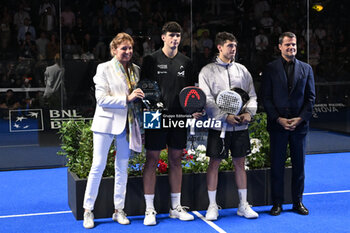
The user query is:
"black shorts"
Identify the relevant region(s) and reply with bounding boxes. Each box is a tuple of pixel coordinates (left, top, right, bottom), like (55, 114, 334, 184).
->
(206, 129, 251, 159)
(145, 127, 187, 150)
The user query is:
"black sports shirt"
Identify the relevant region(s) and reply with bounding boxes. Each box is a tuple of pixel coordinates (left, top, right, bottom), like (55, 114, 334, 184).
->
(140, 49, 195, 113)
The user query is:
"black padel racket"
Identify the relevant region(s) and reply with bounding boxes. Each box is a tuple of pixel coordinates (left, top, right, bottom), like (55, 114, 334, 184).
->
(179, 86, 206, 151)
(179, 86, 206, 115)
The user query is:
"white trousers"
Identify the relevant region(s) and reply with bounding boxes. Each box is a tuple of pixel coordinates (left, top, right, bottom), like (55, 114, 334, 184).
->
(83, 130, 130, 211)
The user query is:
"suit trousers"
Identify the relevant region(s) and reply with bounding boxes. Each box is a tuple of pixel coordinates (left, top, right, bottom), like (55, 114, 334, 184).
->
(83, 130, 130, 211)
(269, 130, 306, 204)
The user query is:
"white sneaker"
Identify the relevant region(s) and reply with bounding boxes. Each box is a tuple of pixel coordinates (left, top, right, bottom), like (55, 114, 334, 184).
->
(237, 202, 259, 219)
(169, 205, 194, 221)
(144, 208, 157, 226)
(112, 209, 130, 225)
(83, 211, 94, 229)
(205, 204, 221, 221)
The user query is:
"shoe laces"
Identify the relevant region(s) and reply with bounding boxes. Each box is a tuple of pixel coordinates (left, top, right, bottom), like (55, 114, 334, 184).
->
(145, 209, 157, 215)
(240, 202, 252, 209)
(84, 211, 93, 218)
(209, 204, 222, 211)
(175, 205, 190, 213)
(240, 203, 257, 215)
(116, 209, 127, 218)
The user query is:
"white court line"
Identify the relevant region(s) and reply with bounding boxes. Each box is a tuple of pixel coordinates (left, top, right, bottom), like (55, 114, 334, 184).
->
(192, 211, 227, 233)
(0, 211, 72, 219)
(193, 190, 350, 233)
(0, 190, 349, 225)
(304, 190, 350, 195)
(0, 144, 39, 148)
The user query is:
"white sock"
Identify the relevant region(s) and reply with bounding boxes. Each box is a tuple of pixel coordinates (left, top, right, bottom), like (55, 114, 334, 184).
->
(208, 190, 217, 206)
(144, 194, 155, 210)
(238, 189, 247, 205)
(171, 193, 181, 209)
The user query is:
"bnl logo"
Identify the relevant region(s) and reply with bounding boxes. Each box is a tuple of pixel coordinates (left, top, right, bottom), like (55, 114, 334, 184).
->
(143, 110, 161, 129)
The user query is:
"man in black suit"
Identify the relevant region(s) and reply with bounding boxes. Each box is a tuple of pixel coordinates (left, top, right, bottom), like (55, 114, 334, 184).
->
(262, 32, 316, 216)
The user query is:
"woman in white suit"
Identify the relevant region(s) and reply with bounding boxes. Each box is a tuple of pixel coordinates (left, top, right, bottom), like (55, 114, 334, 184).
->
(83, 32, 144, 229)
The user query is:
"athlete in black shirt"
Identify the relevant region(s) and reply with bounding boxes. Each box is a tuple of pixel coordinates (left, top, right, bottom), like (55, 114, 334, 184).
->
(141, 49, 194, 113)
(141, 21, 196, 226)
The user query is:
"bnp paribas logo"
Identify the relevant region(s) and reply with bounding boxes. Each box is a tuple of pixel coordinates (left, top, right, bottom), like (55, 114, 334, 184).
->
(9, 109, 44, 132)
(143, 110, 161, 129)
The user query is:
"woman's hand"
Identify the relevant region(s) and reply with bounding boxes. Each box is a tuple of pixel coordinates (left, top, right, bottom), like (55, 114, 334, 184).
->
(127, 88, 144, 102)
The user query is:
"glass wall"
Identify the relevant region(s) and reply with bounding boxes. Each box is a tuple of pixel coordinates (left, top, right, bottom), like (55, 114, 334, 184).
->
(307, 0, 350, 140)
(0, 0, 349, 170)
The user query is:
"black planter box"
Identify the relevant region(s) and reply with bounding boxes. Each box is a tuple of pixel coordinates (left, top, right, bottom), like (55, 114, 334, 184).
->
(68, 170, 193, 220)
(68, 167, 292, 220)
(193, 169, 268, 211)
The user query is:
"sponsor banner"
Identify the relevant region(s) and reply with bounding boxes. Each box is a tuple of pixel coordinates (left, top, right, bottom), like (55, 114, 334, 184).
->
(9, 109, 44, 132)
(312, 103, 346, 118)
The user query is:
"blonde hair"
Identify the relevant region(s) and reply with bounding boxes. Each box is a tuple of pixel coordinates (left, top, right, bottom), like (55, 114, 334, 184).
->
(109, 32, 134, 56)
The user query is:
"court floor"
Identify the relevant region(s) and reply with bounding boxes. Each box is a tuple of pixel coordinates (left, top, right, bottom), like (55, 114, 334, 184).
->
(0, 152, 349, 233)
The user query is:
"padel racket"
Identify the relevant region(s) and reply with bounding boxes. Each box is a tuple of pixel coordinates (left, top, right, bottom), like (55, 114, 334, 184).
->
(179, 86, 206, 151)
(216, 89, 243, 139)
(179, 86, 206, 115)
(216, 87, 250, 154)
(232, 87, 250, 105)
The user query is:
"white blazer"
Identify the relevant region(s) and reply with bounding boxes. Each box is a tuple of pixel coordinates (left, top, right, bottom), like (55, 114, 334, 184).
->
(91, 58, 140, 135)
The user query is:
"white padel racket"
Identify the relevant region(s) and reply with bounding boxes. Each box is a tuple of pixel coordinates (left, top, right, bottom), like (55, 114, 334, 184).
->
(216, 89, 243, 139)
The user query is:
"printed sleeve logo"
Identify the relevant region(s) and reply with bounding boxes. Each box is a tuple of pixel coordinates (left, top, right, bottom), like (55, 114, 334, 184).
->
(143, 110, 162, 129)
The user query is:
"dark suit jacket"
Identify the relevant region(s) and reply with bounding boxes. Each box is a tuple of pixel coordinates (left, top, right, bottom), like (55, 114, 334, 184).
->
(262, 57, 316, 133)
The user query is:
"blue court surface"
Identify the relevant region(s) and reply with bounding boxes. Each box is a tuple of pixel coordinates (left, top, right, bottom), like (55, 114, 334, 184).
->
(1, 152, 350, 233)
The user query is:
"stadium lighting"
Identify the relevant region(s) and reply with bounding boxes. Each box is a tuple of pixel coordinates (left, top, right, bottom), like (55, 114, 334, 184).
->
(312, 4, 324, 12)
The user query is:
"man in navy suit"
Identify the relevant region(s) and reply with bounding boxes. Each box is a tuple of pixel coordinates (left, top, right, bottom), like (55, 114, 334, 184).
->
(262, 32, 316, 216)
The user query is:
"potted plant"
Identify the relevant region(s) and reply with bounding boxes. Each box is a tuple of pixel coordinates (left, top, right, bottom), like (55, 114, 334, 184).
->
(58, 112, 292, 220)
